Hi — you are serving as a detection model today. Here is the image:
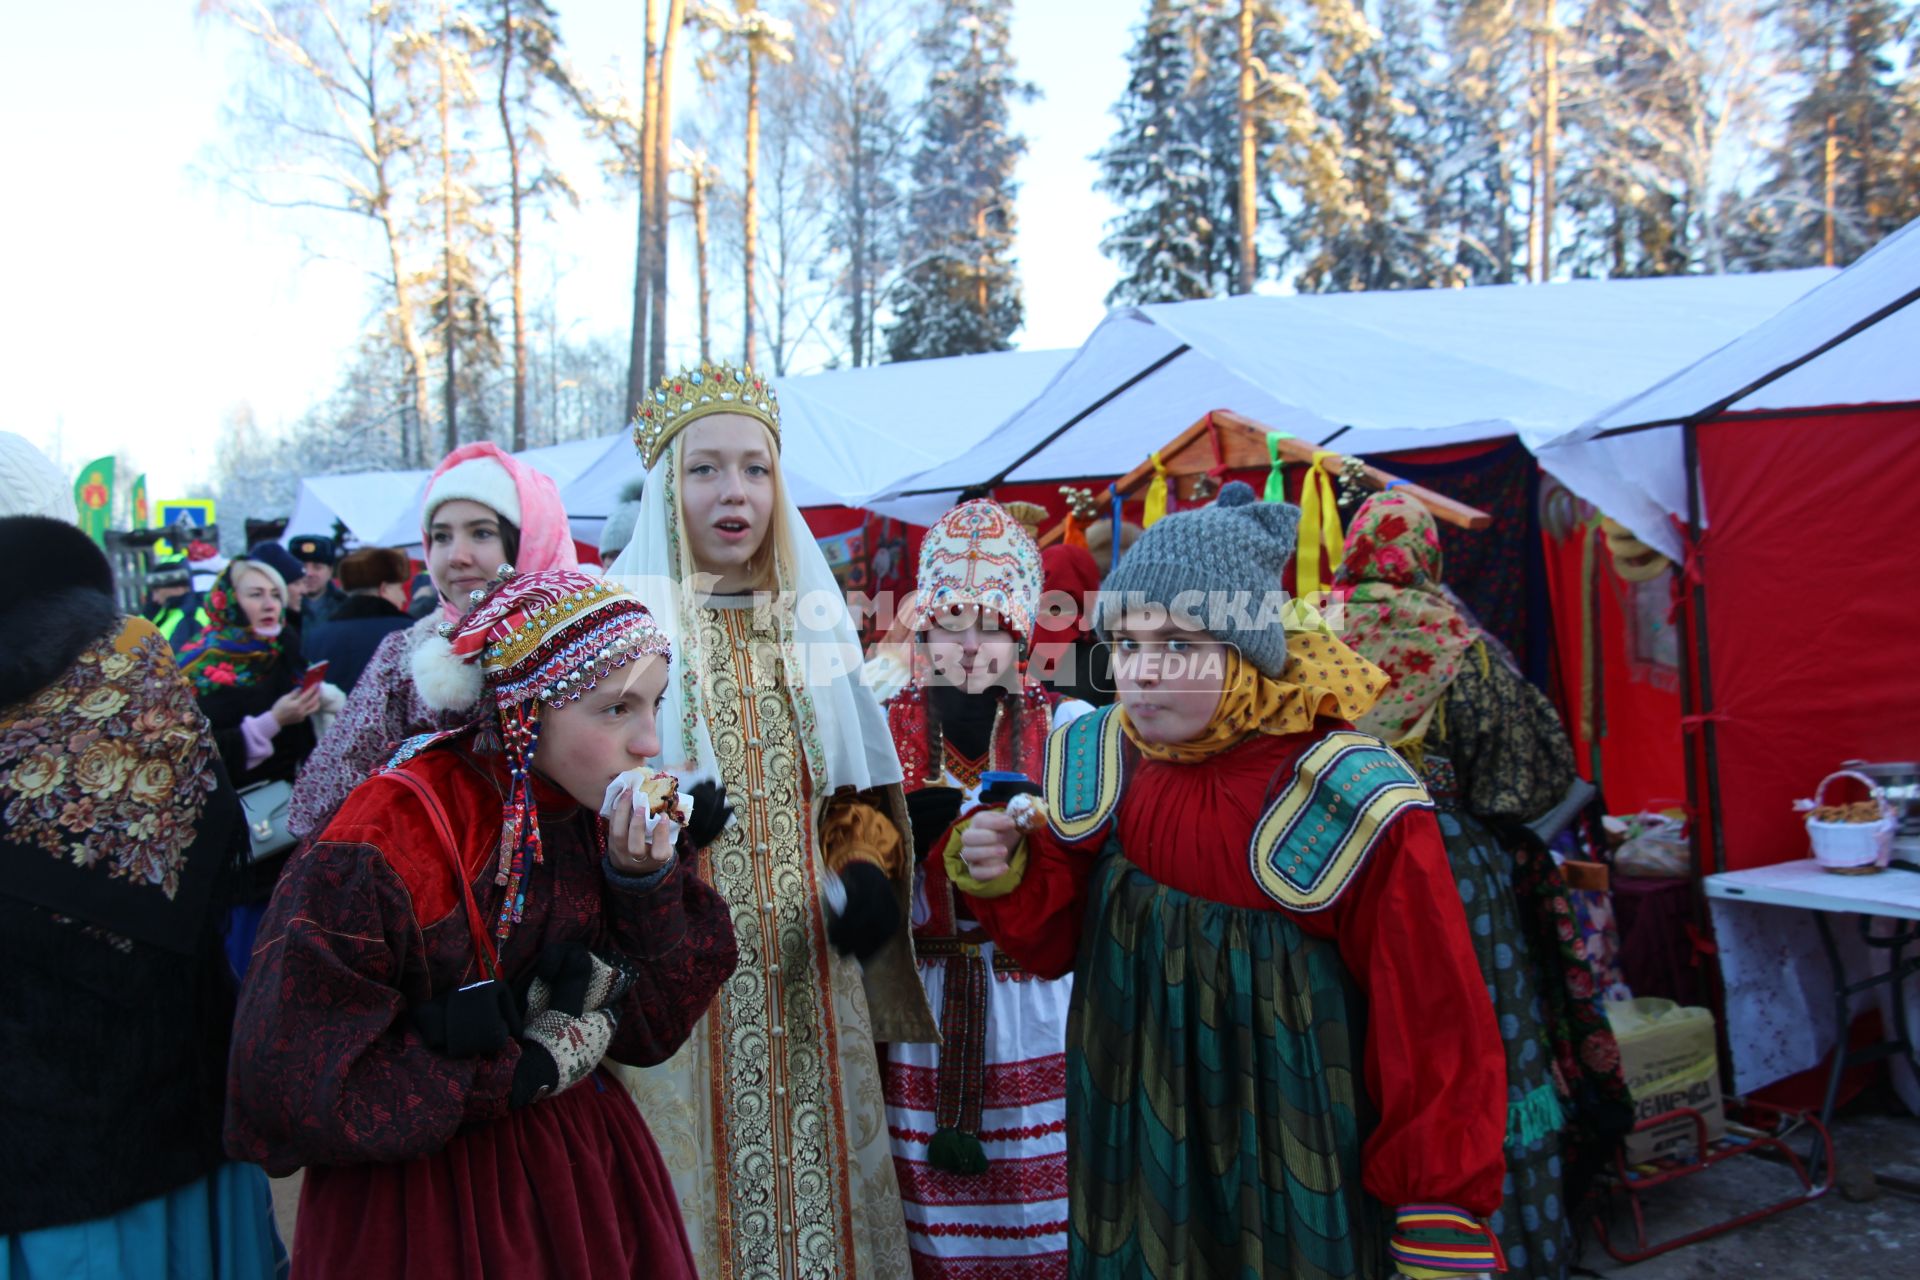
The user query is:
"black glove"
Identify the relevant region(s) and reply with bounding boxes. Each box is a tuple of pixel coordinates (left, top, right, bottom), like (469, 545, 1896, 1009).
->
(828, 860, 902, 961)
(513, 941, 592, 1018)
(509, 1007, 621, 1107)
(413, 978, 523, 1057)
(904, 786, 965, 859)
(683, 779, 734, 850)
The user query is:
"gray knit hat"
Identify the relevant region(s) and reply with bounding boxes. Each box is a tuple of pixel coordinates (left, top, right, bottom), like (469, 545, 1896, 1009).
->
(1094, 481, 1301, 677)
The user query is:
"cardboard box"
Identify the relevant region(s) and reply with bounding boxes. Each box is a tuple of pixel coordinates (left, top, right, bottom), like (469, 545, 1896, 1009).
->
(1606, 998, 1725, 1164)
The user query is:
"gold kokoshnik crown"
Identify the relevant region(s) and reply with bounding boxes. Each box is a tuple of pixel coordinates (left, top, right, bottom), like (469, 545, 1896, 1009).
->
(632, 362, 782, 468)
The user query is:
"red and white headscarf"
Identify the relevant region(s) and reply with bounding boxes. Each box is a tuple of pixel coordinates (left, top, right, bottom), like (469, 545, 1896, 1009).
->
(445, 569, 672, 941)
(901, 499, 1045, 643)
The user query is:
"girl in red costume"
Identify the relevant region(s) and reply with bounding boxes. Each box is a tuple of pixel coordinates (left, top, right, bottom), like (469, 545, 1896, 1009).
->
(950, 483, 1510, 1280)
(225, 568, 738, 1278)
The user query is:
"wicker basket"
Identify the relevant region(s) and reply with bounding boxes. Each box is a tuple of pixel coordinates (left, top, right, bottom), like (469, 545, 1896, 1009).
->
(1798, 770, 1896, 873)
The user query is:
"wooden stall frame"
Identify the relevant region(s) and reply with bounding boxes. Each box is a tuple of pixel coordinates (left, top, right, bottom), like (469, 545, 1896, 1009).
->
(1034, 409, 1492, 548)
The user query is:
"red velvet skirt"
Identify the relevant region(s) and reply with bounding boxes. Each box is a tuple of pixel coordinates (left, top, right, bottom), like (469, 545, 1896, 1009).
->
(290, 1070, 694, 1279)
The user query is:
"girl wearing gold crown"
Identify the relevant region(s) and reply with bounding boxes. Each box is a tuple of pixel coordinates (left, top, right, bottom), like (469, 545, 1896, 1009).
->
(606, 363, 938, 1278)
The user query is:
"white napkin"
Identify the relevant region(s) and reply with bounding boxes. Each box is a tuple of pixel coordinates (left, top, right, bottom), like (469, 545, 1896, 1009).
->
(600, 766, 694, 841)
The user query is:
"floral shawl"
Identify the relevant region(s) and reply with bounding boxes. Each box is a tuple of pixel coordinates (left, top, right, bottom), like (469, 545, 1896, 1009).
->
(1, 617, 231, 952)
(176, 563, 289, 695)
(1332, 491, 1478, 746)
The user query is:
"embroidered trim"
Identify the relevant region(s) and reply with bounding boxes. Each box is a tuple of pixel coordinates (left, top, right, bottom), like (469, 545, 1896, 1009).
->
(1044, 704, 1124, 842)
(380, 729, 458, 772)
(1248, 730, 1431, 912)
(1389, 1204, 1504, 1274)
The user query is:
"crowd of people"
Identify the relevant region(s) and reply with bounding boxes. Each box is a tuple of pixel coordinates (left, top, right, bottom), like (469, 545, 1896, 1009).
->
(0, 365, 1627, 1280)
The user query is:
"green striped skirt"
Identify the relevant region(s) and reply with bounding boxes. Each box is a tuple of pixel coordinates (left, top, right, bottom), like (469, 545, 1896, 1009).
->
(1067, 848, 1388, 1279)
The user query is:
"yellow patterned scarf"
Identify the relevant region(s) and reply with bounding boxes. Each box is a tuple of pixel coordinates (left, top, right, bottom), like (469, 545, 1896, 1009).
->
(1118, 630, 1390, 764)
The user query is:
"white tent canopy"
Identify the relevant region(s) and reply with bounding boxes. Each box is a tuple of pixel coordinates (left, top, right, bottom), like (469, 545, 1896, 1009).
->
(283, 349, 1074, 551)
(279, 433, 612, 551)
(869, 270, 1833, 526)
(559, 349, 1075, 545)
(1536, 219, 1920, 559)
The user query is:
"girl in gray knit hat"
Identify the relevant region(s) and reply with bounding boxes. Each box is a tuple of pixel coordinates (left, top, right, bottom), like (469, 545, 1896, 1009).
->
(941, 482, 1512, 1280)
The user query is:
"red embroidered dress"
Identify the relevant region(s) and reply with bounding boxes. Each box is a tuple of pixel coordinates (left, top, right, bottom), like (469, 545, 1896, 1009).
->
(225, 738, 738, 1279)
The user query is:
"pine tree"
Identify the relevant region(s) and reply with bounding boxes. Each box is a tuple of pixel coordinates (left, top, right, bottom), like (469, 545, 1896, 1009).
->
(1281, 0, 1464, 290)
(885, 0, 1037, 362)
(1419, 0, 1531, 283)
(1236, 0, 1372, 285)
(1096, 0, 1235, 303)
(1732, 0, 1920, 268)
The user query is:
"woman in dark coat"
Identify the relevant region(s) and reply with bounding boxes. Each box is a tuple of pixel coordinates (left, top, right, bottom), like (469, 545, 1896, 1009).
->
(178, 555, 331, 955)
(0, 514, 283, 1277)
(302, 546, 417, 692)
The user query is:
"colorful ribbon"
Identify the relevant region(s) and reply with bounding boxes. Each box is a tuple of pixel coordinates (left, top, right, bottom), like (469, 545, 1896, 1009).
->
(1107, 484, 1123, 572)
(1295, 450, 1345, 602)
(1263, 432, 1292, 504)
(1143, 451, 1169, 528)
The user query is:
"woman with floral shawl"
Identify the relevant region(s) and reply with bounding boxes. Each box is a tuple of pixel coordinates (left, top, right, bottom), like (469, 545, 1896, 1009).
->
(1334, 492, 1631, 1280)
(178, 555, 322, 792)
(0, 512, 283, 1278)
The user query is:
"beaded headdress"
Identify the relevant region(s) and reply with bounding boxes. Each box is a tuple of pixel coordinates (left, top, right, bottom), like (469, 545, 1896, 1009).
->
(632, 361, 782, 469)
(903, 499, 1045, 643)
(446, 568, 674, 941)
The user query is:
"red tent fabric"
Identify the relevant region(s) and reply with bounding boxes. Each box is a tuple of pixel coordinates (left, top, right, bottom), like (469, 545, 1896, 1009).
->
(1685, 405, 1920, 871)
(1539, 523, 1686, 816)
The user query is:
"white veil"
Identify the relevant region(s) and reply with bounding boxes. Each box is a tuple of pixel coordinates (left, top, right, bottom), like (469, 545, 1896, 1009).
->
(606, 435, 903, 796)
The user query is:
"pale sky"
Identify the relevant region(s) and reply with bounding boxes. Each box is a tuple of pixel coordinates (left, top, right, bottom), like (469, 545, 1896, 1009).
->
(0, 1, 1134, 502)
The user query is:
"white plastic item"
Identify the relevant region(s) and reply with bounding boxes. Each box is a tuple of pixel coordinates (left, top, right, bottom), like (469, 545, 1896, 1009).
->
(1796, 769, 1896, 873)
(1614, 811, 1691, 878)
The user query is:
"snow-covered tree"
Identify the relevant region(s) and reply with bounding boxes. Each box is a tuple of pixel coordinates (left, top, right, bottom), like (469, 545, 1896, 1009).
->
(1096, 0, 1236, 303)
(1281, 0, 1467, 290)
(1554, 0, 1774, 277)
(1730, 0, 1920, 268)
(484, 0, 580, 448)
(1420, 0, 1532, 282)
(204, 0, 440, 464)
(885, 0, 1037, 362)
(1237, 0, 1372, 284)
(805, 0, 917, 367)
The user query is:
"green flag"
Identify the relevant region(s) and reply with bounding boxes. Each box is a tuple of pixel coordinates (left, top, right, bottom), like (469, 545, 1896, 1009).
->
(131, 473, 151, 529)
(73, 456, 115, 545)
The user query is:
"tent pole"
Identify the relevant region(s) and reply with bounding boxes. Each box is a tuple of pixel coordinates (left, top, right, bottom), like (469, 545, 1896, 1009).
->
(1587, 523, 1606, 794)
(968, 346, 1193, 495)
(1682, 418, 1740, 1100)
(1682, 420, 1728, 876)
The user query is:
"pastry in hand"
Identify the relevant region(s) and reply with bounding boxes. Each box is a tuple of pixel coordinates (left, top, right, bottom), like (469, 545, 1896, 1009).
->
(635, 768, 681, 818)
